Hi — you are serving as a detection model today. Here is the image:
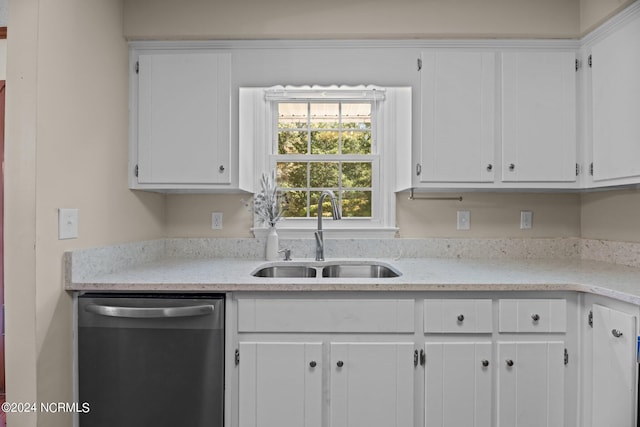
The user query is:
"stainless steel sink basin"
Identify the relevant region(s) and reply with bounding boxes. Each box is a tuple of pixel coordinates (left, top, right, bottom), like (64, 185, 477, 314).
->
(321, 263, 400, 278)
(252, 261, 400, 279)
(252, 265, 317, 278)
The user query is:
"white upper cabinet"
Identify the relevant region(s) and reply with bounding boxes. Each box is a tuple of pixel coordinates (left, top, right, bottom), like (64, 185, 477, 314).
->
(501, 51, 577, 183)
(419, 51, 496, 184)
(415, 48, 579, 189)
(132, 51, 233, 190)
(589, 10, 640, 186)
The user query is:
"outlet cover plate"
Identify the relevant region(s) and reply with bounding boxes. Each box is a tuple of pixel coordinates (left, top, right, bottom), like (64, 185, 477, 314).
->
(520, 211, 533, 229)
(212, 212, 223, 230)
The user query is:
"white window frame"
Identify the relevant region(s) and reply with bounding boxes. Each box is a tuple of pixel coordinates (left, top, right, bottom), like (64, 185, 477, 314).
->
(239, 85, 411, 239)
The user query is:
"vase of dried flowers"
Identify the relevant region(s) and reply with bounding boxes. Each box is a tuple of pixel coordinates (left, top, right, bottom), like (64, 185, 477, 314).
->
(254, 170, 286, 260)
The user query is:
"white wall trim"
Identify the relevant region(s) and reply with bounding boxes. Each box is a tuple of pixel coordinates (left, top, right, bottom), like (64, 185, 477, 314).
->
(580, 0, 640, 47)
(129, 38, 581, 52)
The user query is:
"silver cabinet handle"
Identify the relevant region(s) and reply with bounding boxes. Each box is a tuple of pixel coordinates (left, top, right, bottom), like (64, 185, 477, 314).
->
(612, 329, 624, 338)
(486, 164, 493, 172)
(531, 314, 540, 322)
(336, 360, 344, 367)
(309, 361, 317, 368)
(509, 163, 515, 171)
(457, 314, 465, 322)
(506, 359, 514, 367)
(219, 165, 225, 172)
(85, 304, 214, 318)
(481, 360, 490, 367)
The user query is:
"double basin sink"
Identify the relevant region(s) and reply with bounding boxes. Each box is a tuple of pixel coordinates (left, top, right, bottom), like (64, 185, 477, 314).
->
(252, 261, 401, 279)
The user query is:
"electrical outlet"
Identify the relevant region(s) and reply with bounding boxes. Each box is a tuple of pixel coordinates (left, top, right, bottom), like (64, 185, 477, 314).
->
(520, 211, 533, 229)
(212, 212, 223, 230)
(457, 211, 470, 230)
(58, 208, 79, 239)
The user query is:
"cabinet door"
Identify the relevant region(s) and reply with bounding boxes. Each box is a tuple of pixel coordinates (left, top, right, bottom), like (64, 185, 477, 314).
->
(419, 51, 496, 183)
(591, 304, 637, 427)
(238, 342, 322, 427)
(497, 341, 565, 427)
(330, 342, 414, 427)
(137, 52, 231, 185)
(425, 342, 492, 427)
(591, 14, 640, 184)
(502, 52, 576, 183)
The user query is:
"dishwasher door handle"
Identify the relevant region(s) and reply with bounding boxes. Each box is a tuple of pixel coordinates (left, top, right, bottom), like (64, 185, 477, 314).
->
(84, 303, 215, 318)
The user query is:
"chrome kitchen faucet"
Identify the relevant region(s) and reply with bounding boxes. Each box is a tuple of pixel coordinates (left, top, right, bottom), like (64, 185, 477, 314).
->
(315, 190, 341, 261)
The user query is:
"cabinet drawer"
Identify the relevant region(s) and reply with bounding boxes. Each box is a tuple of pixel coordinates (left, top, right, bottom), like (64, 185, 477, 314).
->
(238, 299, 414, 333)
(498, 299, 566, 333)
(424, 299, 493, 333)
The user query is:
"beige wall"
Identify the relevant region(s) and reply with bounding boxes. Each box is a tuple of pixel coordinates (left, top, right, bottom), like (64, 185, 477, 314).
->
(124, 0, 580, 39)
(5, 0, 165, 425)
(581, 189, 640, 242)
(580, 0, 636, 34)
(165, 193, 582, 239)
(396, 193, 581, 238)
(166, 194, 253, 238)
(3, 1, 638, 425)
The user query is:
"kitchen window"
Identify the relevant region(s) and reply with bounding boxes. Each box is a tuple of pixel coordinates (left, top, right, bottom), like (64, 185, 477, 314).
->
(240, 85, 411, 238)
(275, 101, 375, 219)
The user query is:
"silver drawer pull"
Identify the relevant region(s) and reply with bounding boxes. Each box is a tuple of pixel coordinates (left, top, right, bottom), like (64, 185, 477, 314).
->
(531, 314, 540, 322)
(457, 314, 465, 322)
(481, 360, 489, 367)
(85, 304, 214, 318)
(612, 329, 624, 338)
(506, 359, 514, 367)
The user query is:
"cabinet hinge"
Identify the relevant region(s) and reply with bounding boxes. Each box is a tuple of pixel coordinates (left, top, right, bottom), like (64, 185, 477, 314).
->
(588, 310, 593, 328)
(416, 163, 422, 176)
(134, 164, 139, 178)
(417, 57, 422, 71)
(590, 162, 594, 176)
(588, 54, 592, 68)
(576, 163, 580, 176)
(135, 61, 139, 74)
(564, 348, 569, 365)
(414, 350, 419, 367)
(420, 349, 426, 366)
(235, 349, 240, 365)
(575, 59, 580, 72)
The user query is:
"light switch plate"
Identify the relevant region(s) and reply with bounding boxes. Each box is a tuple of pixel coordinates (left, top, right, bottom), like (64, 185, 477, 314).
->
(58, 208, 79, 239)
(457, 211, 470, 230)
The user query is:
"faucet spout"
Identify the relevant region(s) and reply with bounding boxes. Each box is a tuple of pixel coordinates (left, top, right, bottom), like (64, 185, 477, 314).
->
(315, 190, 341, 261)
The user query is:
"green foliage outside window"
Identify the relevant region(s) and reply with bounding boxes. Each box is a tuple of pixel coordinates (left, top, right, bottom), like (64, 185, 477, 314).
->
(275, 102, 373, 218)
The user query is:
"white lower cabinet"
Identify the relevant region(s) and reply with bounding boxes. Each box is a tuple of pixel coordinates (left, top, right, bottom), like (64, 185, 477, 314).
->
(497, 341, 566, 427)
(238, 342, 322, 427)
(330, 343, 414, 427)
(590, 304, 637, 427)
(424, 342, 492, 427)
(233, 294, 636, 427)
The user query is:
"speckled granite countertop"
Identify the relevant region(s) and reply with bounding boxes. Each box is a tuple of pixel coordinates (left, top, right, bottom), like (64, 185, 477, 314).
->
(64, 238, 640, 305)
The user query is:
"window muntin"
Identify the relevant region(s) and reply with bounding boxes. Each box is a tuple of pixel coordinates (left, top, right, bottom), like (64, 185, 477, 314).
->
(273, 101, 376, 219)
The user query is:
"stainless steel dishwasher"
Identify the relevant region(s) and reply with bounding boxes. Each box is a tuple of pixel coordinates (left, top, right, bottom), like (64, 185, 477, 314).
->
(78, 293, 224, 427)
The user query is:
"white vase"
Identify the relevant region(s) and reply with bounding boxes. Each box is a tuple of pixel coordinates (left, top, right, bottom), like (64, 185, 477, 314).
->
(265, 227, 279, 261)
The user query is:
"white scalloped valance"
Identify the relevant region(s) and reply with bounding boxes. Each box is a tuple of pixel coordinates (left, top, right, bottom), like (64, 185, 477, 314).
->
(263, 85, 386, 101)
